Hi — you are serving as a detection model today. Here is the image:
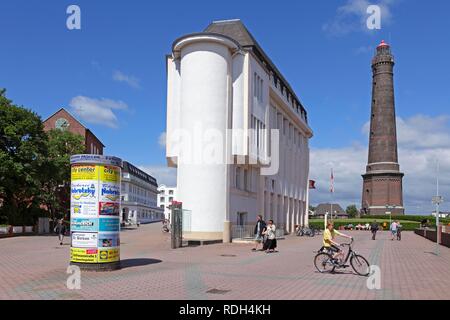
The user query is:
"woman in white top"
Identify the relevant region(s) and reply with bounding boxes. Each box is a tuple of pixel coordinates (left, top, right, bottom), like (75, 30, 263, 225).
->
(263, 220, 277, 253)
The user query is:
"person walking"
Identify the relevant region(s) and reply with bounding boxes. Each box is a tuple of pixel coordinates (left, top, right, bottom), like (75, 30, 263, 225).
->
(252, 215, 266, 251)
(390, 220, 398, 241)
(263, 220, 277, 253)
(370, 220, 379, 240)
(396, 221, 402, 241)
(54, 219, 67, 246)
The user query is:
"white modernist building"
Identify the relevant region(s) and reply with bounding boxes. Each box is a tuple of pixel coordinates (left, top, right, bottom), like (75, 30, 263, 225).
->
(166, 20, 313, 241)
(157, 185, 178, 219)
(120, 161, 164, 225)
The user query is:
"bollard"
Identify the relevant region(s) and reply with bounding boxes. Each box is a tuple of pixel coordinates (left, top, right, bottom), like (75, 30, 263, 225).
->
(223, 221, 231, 243)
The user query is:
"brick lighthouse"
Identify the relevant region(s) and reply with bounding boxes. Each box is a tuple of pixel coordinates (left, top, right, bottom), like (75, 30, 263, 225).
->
(361, 40, 404, 215)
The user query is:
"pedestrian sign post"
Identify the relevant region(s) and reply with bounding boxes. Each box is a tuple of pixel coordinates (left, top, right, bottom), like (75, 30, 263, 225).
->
(386, 212, 392, 226)
(170, 201, 183, 249)
(432, 196, 444, 256)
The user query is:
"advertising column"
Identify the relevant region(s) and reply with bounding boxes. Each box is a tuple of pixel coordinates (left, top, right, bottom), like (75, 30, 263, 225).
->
(70, 155, 122, 271)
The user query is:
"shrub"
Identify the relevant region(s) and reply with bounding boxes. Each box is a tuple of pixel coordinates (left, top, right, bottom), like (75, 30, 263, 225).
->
(364, 215, 450, 224)
(309, 219, 421, 231)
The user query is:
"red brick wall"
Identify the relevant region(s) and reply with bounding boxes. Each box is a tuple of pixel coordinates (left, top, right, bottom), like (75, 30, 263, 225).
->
(43, 109, 86, 138)
(362, 175, 404, 215)
(85, 131, 104, 155)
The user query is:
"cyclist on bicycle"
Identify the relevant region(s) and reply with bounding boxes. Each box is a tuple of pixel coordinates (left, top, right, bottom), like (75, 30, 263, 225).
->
(323, 222, 353, 265)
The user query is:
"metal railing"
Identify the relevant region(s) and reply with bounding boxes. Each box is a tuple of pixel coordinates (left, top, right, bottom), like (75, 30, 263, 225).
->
(231, 224, 286, 239)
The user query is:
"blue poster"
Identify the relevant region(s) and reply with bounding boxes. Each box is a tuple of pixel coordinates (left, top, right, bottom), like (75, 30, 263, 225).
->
(99, 218, 120, 232)
(98, 233, 120, 248)
(71, 218, 98, 232)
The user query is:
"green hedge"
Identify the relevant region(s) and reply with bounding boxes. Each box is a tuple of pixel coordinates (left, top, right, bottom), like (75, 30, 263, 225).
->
(309, 219, 421, 231)
(365, 215, 450, 224)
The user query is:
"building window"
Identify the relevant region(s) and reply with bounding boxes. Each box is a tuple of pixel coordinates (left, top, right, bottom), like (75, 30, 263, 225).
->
(260, 78, 263, 102)
(244, 169, 248, 191)
(236, 167, 241, 189)
(254, 73, 263, 103)
(169, 190, 173, 195)
(237, 212, 248, 226)
(160, 197, 165, 202)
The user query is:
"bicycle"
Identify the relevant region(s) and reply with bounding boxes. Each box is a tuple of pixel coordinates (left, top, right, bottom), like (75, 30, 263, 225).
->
(296, 226, 315, 237)
(161, 219, 170, 233)
(313, 239, 370, 276)
(310, 226, 322, 235)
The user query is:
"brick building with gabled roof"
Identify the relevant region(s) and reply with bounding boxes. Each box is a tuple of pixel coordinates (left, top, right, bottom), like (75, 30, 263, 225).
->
(43, 108, 105, 155)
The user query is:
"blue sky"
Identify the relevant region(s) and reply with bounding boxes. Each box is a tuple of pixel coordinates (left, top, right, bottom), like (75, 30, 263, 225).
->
(1, 0, 450, 213)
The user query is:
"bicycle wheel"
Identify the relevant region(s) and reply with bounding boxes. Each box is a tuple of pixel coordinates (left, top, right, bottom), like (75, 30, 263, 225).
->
(314, 253, 335, 273)
(350, 254, 370, 276)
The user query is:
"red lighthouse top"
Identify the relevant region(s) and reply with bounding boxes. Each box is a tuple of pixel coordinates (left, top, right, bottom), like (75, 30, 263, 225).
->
(378, 40, 389, 48)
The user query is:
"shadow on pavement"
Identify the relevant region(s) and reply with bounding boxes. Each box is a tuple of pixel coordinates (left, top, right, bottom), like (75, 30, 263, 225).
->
(120, 258, 162, 269)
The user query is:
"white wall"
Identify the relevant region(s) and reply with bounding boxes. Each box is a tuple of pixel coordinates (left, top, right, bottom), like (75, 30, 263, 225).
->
(176, 40, 233, 234)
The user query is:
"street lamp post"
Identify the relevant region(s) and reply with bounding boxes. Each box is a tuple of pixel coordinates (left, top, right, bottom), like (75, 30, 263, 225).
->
(385, 205, 396, 227)
(385, 205, 391, 226)
(432, 160, 443, 256)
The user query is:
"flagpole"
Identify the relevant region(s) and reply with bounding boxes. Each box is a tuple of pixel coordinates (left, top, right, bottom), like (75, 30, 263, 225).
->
(330, 168, 334, 222)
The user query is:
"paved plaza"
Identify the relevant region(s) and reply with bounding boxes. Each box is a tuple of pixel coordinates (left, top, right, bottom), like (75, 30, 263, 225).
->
(0, 223, 449, 300)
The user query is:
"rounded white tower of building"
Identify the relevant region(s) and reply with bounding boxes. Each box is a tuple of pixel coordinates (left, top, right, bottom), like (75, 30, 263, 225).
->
(171, 34, 240, 240)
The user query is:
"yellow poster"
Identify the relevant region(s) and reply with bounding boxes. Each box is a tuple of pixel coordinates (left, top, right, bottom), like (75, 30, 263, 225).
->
(70, 248, 98, 263)
(99, 165, 120, 183)
(71, 165, 99, 181)
(98, 248, 120, 263)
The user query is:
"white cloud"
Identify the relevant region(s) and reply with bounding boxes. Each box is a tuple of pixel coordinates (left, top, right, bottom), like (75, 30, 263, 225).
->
(139, 166, 177, 187)
(310, 115, 450, 214)
(323, 0, 397, 36)
(69, 96, 128, 128)
(158, 132, 167, 148)
(113, 70, 141, 89)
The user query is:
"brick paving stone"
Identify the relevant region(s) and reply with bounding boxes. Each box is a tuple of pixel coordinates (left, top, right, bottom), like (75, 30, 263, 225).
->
(0, 223, 449, 300)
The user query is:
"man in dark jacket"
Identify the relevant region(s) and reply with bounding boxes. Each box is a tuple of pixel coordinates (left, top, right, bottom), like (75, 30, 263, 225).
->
(370, 220, 379, 240)
(252, 215, 266, 251)
(54, 219, 67, 245)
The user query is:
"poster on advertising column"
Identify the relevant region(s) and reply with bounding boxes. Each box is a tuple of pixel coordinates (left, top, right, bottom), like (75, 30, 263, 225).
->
(70, 181, 99, 217)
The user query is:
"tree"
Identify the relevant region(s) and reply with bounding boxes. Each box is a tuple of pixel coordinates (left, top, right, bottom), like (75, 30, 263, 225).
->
(40, 129, 84, 221)
(0, 89, 48, 225)
(346, 205, 358, 218)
